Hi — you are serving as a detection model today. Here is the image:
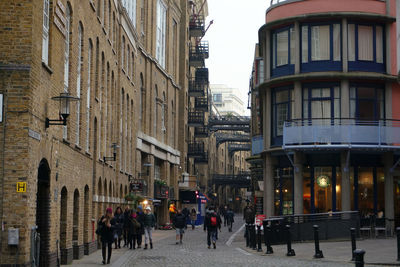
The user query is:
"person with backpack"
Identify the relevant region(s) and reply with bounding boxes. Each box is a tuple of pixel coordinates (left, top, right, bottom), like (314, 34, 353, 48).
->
(136, 206, 145, 248)
(127, 210, 141, 249)
(203, 206, 222, 249)
(181, 207, 190, 229)
(226, 207, 235, 232)
(173, 209, 186, 244)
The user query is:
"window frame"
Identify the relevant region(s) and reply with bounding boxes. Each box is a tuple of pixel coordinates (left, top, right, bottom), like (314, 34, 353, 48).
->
(348, 22, 385, 73)
(271, 86, 294, 146)
(302, 82, 341, 120)
(301, 22, 342, 73)
(271, 26, 295, 78)
(349, 83, 385, 121)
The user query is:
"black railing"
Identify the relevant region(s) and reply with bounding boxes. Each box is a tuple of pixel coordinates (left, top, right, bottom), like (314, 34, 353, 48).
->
(194, 127, 209, 137)
(188, 110, 205, 126)
(188, 141, 205, 157)
(189, 42, 209, 67)
(195, 68, 209, 83)
(189, 78, 207, 97)
(189, 15, 205, 37)
(195, 97, 208, 111)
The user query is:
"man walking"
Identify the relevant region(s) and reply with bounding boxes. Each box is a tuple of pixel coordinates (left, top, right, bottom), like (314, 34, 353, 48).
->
(204, 206, 221, 249)
(226, 207, 235, 232)
(143, 206, 155, 249)
(173, 209, 186, 244)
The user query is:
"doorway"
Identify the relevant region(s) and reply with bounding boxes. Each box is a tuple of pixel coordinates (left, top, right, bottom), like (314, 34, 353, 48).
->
(36, 159, 51, 267)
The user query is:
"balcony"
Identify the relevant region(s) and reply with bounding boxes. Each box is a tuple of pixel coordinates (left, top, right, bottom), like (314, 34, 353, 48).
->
(195, 67, 209, 82)
(194, 152, 208, 165)
(195, 97, 208, 111)
(189, 78, 207, 97)
(188, 110, 205, 126)
(283, 119, 400, 150)
(188, 141, 205, 158)
(189, 15, 205, 37)
(194, 126, 209, 138)
(189, 42, 209, 67)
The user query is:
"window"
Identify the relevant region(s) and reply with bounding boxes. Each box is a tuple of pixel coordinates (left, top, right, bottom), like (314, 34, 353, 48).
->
(95, 38, 99, 98)
(154, 86, 158, 137)
(162, 92, 166, 141)
(156, 0, 167, 68)
(213, 93, 222, 103)
(350, 85, 384, 120)
(272, 87, 294, 145)
(140, 0, 145, 36)
(303, 84, 340, 120)
(63, 5, 72, 140)
(348, 24, 385, 72)
(108, 0, 111, 34)
(172, 20, 178, 78)
(42, 0, 50, 64)
(121, 0, 136, 27)
(301, 23, 341, 72)
(76, 23, 83, 146)
(86, 40, 93, 152)
(121, 36, 125, 70)
(127, 45, 130, 74)
(139, 73, 144, 129)
(271, 27, 295, 77)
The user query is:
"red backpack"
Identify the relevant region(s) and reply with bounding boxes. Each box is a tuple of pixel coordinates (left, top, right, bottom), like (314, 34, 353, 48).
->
(210, 214, 217, 227)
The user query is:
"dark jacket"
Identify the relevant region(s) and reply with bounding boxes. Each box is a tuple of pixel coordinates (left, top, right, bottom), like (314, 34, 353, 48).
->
(182, 208, 189, 219)
(127, 216, 141, 235)
(114, 213, 124, 236)
(136, 211, 145, 234)
(173, 213, 186, 229)
(98, 216, 116, 243)
(143, 213, 156, 227)
(243, 206, 255, 224)
(226, 210, 234, 222)
(123, 210, 131, 228)
(203, 212, 222, 231)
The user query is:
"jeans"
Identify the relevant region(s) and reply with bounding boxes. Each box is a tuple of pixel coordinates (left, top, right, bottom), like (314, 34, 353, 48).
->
(144, 226, 153, 244)
(101, 241, 112, 263)
(207, 229, 217, 246)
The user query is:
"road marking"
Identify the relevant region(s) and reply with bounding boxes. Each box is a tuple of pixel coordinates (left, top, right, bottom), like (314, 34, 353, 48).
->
(235, 247, 252, 256)
(226, 223, 245, 247)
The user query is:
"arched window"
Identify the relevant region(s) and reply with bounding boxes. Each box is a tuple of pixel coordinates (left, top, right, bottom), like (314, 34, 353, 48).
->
(86, 39, 93, 152)
(42, 0, 50, 64)
(76, 23, 83, 146)
(154, 86, 158, 137)
(139, 73, 144, 129)
(162, 92, 166, 141)
(120, 89, 124, 171)
(121, 36, 125, 70)
(127, 45, 130, 76)
(63, 3, 72, 140)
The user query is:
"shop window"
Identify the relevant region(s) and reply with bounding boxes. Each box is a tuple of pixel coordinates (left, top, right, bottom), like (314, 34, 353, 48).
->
(348, 23, 385, 72)
(301, 23, 342, 73)
(274, 167, 294, 215)
(271, 26, 295, 77)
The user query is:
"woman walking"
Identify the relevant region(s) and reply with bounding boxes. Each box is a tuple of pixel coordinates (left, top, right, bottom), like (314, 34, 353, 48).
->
(127, 211, 141, 249)
(98, 207, 116, 264)
(190, 208, 197, 230)
(114, 207, 124, 249)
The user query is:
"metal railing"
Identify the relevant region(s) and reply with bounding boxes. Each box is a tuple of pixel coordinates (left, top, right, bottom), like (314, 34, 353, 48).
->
(283, 119, 400, 150)
(188, 78, 207, 97)
(189, 15, 205, 37)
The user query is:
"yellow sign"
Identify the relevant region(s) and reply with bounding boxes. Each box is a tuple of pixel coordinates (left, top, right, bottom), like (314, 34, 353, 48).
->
(16, 182, 26, 193)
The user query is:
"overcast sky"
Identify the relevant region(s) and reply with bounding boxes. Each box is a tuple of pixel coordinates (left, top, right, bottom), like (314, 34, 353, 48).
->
(205, 0, 269, 110)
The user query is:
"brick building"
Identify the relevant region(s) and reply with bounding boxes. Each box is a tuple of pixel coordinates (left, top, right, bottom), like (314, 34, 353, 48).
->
(0, 0, 194, 265)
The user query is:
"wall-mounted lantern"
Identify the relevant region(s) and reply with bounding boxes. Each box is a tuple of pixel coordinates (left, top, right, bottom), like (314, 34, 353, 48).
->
(45, 92, 79, 128)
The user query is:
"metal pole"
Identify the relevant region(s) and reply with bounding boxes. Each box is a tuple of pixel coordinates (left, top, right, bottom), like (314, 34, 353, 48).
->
(350, 228, 357, 261)
(265, 224, 273, 254)
(313, 225, 323, 258)
(251, 224, 257, 250)
(245, 224, 249, 247)
(397, 227, 400, 261)
(354, 249, 365, 267)
(257, 225, 262, 252)
(286, 225, 295, 256)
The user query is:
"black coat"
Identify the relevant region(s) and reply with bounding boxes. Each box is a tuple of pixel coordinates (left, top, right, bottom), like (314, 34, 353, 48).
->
(114, 213, 124, 236)
(136, 212, 145, 234)
(203, 212, 222, 231)
(127, 216, 141, 235)
(173, 213, 186, 229)
(98, 216, 116, 243)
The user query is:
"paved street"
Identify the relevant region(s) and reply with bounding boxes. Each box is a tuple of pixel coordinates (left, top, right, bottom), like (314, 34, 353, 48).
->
(70, 217, 365, 267)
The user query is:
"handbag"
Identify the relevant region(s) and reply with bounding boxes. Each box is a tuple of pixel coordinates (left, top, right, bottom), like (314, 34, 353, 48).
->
(95, 224, 103, 235)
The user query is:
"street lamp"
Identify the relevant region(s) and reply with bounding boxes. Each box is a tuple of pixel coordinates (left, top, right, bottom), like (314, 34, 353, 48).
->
(103, 143, 119, 162)
(45, 92, 80, 128)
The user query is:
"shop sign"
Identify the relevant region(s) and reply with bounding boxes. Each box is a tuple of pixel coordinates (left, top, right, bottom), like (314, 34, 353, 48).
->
(316, 175, 330, 188)
(130, 179, 144, 192)
(255, 214, 266, 226)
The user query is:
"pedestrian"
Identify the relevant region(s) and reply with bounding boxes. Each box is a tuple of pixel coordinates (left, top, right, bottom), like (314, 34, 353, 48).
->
(123, 206, 130, 247)
(173, 209, 186, 244)
(182, 207, 189, 229)
(243, 202, 255, 240)
(97, 207, 116, 265)
(136, 206, 145, 248)
(226, 207, 235, 232)
(204, 206, 221, 249)
(143, 206, 156, 249)
(190, 208, 197, 230)
(113, 206, 124, 249)
(127, 210, 141, 249)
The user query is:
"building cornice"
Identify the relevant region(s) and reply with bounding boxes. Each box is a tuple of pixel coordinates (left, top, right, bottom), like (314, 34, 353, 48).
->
(256, 71, 398, 91)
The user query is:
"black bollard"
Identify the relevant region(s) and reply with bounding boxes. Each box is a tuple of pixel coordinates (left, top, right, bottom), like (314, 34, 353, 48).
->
(397, 227, 400, 261)
(265, 224, 273, 254)
(313, 225, 324, 258)
(354, 249, 365, 267)
(285, 225, 295, 256)
(257, 225, 262, 252)
(245, 225, 250, 247)
(350, 228, 357, 261)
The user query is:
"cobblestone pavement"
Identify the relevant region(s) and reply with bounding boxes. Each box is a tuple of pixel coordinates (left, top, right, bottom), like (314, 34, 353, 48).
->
(109, 219, 356, 267)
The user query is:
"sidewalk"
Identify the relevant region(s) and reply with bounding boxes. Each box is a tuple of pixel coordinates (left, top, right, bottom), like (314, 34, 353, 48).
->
(69, 229, 176, 266)
(240, 234, 400, 266)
